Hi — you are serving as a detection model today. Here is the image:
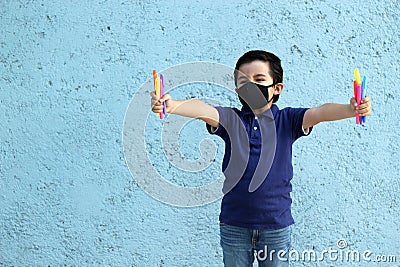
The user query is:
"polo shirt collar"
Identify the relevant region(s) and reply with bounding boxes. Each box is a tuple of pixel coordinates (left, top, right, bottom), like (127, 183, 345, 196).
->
(241, 104, 279, 120)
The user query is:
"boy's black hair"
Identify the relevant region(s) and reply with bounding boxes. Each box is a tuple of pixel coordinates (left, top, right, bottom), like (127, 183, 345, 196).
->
(234, 50, 283, 103)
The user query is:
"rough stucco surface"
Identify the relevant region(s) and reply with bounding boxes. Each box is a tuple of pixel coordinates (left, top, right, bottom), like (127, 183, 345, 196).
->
(0, 0, 399, 266)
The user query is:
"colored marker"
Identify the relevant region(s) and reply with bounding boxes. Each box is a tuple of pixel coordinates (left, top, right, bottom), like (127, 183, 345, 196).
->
(153, 70, 159, 117)
(353, 80, 357, 103)
(153, 70, 157, 87)
(355, 83, 362, 124)
(155, 76, 161, 117)
(354, 68, 364, 125)
(160, 74, 166, 118)
(361, 76, 366, 124)
(159, 75, 164, 119)
(152, 70, 166, 119)
(354, 68, 361, 85)
(353, 80, 359, 124)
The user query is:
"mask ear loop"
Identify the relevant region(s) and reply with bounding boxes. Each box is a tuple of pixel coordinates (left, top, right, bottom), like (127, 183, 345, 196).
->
(264, 83, 277, 103)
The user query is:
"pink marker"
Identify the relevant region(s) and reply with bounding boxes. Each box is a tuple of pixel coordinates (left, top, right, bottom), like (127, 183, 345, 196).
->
(356, 84, 362, 124)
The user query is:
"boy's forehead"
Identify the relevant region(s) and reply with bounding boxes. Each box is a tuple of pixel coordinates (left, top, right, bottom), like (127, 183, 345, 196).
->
(237, 60, 271, 78)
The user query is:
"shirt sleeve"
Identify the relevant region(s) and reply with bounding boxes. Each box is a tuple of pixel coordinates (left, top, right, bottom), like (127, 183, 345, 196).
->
(205, 106, 233, 139)
(288, 107, 313, 141)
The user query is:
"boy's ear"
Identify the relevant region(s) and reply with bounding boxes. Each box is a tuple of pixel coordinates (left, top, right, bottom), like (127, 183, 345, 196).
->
(274, 83, 284, 95)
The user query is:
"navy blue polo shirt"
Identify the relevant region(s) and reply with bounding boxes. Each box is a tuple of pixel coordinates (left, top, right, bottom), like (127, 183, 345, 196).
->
(206, 104, 312, 230)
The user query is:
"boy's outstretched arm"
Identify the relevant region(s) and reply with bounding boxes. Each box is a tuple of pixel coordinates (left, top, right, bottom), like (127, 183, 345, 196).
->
(150, 92, 219, 128)
(303, 96, 372, 129)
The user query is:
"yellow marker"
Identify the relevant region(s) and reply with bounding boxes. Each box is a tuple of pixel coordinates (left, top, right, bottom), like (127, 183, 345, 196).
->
(155, 77, 161, 117)
(354, 68, 361, 85)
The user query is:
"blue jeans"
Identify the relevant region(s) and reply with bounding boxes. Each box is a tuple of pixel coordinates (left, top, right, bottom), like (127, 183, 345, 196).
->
(220, 223, 291, 267)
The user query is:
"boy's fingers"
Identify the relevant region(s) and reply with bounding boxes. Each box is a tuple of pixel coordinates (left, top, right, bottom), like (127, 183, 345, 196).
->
(356, 104, 372, 115)
(353, 95, 371, 114)
(150, 92, 171, 114)
(152, 100, 163, 109)
(150, 96, 163, 112)
(152, 108, 163, 113)
(357, 96, 372, 112)
(361, 96, 370, 104)
(357, 106, 368, 113)
(152, 103, 163, 111)
(357, 102, 370, 109)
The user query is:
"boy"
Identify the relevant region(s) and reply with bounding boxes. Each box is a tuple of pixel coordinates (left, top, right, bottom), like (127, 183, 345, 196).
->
(150, 50, 372, 267)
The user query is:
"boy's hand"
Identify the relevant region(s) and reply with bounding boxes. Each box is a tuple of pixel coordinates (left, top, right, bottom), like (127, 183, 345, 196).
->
(150, 91, 172, 114)
(351, 96, 372, 117)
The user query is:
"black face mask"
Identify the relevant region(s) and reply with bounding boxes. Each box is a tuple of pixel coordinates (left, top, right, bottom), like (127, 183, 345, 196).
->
(237, 81, 276, 110)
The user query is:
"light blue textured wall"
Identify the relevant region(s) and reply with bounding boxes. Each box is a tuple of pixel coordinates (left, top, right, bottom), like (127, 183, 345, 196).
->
(1, 0, 399, 266)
